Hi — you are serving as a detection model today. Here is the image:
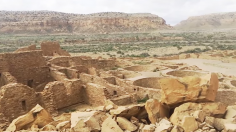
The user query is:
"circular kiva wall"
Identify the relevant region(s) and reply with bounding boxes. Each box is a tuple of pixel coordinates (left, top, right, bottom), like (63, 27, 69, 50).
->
(231, 80, 236, 87)
(166, 70, 206, 77)
(133, 77, 161, 89)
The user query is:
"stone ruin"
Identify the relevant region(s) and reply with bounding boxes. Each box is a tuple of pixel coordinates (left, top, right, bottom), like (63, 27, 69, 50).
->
(0, 41, 236, 131)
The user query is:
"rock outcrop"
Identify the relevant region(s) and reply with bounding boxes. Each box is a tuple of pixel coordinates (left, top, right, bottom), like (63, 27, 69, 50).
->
(175, 12, 236, 30)
(0, 11, 172, 34)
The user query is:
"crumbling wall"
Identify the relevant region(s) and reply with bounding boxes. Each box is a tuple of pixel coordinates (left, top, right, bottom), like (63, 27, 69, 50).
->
(0, 83, 37, 121)
(50, 68, 68, 81)
(71, 56, 116, 69)
(14, 44, 37, 53)
(103, 77, 116, 85)
(48, 56, 71, 67)
(41, 41, 70, 56)
(80, 73, 127, 96)
(64, 68, 79, 79)
(0, 72, 17, 87)
(0, 51, 53, 90)
(84, 83, 109, 106)
(40, 80, 83, 114)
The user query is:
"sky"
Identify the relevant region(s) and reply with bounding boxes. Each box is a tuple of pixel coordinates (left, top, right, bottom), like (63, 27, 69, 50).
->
(1, 0, 236, 25)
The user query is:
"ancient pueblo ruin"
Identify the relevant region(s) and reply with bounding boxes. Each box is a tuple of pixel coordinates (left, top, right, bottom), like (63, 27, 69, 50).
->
(0, 41, 235, 132)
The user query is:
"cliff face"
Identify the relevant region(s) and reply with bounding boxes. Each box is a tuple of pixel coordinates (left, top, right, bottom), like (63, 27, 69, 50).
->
(175, 12, 236, 30)
(0, 11, 172, 34)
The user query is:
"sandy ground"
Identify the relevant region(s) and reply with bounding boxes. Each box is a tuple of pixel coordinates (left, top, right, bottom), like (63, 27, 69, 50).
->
(170, 58, 236, 76)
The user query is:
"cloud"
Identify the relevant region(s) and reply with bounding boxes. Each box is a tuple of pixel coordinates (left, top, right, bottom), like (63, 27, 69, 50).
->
(0, 0, 236, 25)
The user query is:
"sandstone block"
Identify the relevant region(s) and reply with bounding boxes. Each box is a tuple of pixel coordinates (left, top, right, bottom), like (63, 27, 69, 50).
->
(170, 125, 184, 132)
(142, 125, 155, 132)
(117, 117, 137, 131)
(159, 73, 219, 107)
(101, 116, 123, 132)
(170, 102, 227, 126)
(181, 116, 198, 132)
(155, 118, 173, 132)
(145, 99, 169, 124)
(6, 104, 53, 131)
(193, 110, 206, 123)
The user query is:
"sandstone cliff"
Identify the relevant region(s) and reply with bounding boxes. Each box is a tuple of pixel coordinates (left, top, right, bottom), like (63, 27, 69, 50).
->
(175, 12, 236, 30)
(0, 11, 172, 34)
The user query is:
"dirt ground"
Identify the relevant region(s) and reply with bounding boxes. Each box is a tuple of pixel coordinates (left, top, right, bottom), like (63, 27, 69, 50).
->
(170, 58, 236, 76)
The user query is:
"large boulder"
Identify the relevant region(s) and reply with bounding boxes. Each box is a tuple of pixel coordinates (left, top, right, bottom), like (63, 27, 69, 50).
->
(145, 99, 169, 124)
(101, 116, 123, 132)
(170, 102, 227, 126)
(159, 73, 219, 107)
(6, 104, 53, 131)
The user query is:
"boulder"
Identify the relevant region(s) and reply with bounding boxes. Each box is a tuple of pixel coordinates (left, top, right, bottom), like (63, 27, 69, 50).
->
(155, 118, 173, 132)
(56, 121, 71, 131)
(225, 105, 236, 119)
(170, 125, 184, 132)
(170, 102, 227, 126)
(104, 99, 118, 111)
(159, 73, 219, 107)
(6, 104, 53, 131)
(40, 124, 57, 131)
(72, 119, 91, 132)
(117, 117, 137, 131)
(181, 116, 198, 132)
(71, 111, 107, 131)
(101, 116, 123, 132)
(110, 104, 148, 120)
(145, 99, 169, 124)
(224, 123, 236, 131)
(142, 124, 155, 132)
(205, 116, 215, 127)
(193, 110, 206, 123)
(213, 118, 225, 131)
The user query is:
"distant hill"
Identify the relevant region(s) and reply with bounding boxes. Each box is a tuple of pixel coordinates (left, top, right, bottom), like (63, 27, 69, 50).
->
(0, 11, 172, 34)
(175, 12, 236, 30)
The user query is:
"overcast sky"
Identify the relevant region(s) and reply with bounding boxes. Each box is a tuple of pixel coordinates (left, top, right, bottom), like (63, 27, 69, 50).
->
(1, 0, 236, 25)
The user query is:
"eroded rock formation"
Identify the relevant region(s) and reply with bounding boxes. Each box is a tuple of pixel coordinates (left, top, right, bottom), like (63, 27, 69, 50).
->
(0, 11, 172, 34)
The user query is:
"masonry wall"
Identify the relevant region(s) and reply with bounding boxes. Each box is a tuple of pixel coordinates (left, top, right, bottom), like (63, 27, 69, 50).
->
(40, 80, 84, 114)
(80, 73, 127, 96)
(41, 41, 70, 56)
(49, 56, 71, 67)
(71, 56, 116, 69)
(0, 83, 37, 121)
(0, 51, 53, 90)
(0, 72, 17, 87)
(84, 83, 108, 106)
(14, 44, 37, 53)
